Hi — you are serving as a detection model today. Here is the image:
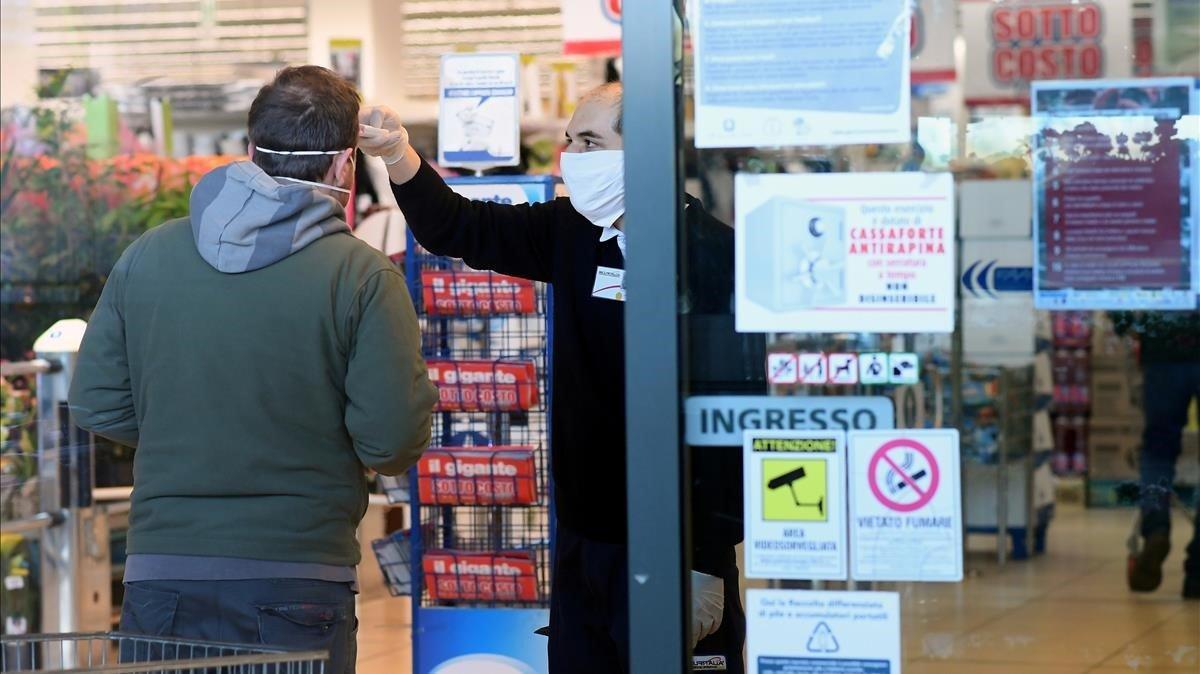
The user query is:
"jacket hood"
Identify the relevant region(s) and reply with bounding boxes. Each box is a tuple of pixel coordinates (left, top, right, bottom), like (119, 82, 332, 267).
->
(189, 160, 348, 273)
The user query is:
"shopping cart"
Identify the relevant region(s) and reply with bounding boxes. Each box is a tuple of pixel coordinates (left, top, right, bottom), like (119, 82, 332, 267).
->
(0, 632, 326, 673)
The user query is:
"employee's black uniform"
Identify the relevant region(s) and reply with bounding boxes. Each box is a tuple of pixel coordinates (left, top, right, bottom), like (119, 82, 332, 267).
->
(393, 159, 750, 673)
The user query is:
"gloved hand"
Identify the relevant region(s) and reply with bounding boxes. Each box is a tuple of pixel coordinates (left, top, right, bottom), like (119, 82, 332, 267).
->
(358, 106, 410, 165)
(690, 570, 725, 648)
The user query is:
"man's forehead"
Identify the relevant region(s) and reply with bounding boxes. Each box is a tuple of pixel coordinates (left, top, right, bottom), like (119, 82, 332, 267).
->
(568, 99, 619, 134)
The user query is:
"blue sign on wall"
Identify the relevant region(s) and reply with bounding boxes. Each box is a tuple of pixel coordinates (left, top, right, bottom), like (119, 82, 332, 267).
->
(417, 608, 550, 674)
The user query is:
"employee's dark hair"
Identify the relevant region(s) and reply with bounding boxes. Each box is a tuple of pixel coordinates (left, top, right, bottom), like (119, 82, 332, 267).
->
(248, 65, 361, 182)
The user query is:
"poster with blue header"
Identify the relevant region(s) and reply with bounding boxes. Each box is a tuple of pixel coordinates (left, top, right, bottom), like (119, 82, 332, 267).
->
(693, 0, 912, 148)
(439, 53, 521, 169)
(417, 608, 549, 674)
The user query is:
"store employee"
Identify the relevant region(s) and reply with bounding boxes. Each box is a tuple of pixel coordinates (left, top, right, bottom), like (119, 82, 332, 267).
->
(360, 83, 747, 673)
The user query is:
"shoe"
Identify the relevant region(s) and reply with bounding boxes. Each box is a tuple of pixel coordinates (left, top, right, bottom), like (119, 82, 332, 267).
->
(1185, 575, 1200, 600)
(1127, 531, 1171, 593)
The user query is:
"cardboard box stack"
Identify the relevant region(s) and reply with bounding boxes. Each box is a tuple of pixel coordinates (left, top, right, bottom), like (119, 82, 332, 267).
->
(1088, 312, 1143, 483)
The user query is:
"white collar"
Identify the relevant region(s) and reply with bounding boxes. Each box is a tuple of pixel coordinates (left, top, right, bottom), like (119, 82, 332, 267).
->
(598, 226, 623, 243)
(599, 226, 626, 257)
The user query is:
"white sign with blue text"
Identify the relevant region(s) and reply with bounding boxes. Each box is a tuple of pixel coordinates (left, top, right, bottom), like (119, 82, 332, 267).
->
(438, 53, 521, 170)
(747, 589, 901, 674)
(693, 0, 911, 148)
(961, 239, 1035, 364)
(849, 429, 963, 582)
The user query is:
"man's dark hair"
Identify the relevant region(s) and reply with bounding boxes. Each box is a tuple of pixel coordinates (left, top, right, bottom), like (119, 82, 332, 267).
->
(248, 66, 361, 182)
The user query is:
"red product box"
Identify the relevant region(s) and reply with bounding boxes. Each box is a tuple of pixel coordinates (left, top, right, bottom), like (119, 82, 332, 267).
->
(421, 271, 537, 315)
(417, 447, 539, 505)
(423, 550, 539, 603)
(426, 360, 539, 412)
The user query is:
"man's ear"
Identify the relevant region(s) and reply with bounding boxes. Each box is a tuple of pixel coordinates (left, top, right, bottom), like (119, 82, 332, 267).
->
(327, 148, 354, 184)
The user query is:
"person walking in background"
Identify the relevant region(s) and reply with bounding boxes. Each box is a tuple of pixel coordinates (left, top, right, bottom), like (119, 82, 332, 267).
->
(68, 65, 438, 671)
(1116, 310, 1200, 600)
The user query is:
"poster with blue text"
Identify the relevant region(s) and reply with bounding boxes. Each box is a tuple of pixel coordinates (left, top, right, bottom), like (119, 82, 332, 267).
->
(693, 0, 912, 148)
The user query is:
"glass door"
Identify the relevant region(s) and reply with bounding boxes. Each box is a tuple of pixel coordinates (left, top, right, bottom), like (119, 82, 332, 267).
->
(622, 2, 1200, 673)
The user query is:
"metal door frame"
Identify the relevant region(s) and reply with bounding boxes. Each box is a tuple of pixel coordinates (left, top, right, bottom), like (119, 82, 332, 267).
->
(623, 2, 690, 673)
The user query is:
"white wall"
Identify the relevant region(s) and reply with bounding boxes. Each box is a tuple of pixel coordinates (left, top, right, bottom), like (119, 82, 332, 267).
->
(307, 0, 438, 121)
(307, 0, 375, 96)
(1, 0, 38, 107)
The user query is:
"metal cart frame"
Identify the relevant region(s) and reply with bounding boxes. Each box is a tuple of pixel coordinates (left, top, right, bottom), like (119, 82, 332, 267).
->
(1, 632, 325, 673)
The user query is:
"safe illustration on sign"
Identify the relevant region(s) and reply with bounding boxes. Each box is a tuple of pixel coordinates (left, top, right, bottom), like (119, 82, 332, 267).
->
(744, 199, 847, 311)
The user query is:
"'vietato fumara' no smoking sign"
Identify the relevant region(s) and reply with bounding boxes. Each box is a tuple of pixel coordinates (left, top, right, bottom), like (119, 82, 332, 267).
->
(848, 429, 963, 582)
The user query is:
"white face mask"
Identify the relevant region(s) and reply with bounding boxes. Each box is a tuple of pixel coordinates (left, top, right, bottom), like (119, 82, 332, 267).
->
(560, 150, 625, 229)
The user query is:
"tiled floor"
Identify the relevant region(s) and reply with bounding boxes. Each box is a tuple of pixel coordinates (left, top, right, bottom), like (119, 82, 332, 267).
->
(356, 502, 1199, 673)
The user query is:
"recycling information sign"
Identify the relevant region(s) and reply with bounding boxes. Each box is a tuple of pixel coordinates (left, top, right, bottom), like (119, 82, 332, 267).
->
(747, 589, 901, 674)
(744, 431, 847, 580)
(848, 429, 963, 582)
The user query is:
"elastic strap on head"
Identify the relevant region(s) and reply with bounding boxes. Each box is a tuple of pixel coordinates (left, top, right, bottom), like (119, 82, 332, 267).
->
(274, 176, 351, 195)
(255, 146, 349, 156)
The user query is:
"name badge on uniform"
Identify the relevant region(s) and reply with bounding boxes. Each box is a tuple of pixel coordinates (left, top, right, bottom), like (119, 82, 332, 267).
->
(592, 266, 626, 302)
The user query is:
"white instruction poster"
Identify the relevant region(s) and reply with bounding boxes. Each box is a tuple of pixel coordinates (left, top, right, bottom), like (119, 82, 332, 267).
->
(744, 431, 848, 580)
(736, 172, 956, 334)
(438, 53, 521, 169)
(848, 429, 963, 582)
(747, 589, 901, 674)
(693, 0, 912, 148)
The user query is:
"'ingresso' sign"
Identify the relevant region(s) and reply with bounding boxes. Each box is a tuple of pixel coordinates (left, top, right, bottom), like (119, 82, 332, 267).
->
(684, 396, 895, 447)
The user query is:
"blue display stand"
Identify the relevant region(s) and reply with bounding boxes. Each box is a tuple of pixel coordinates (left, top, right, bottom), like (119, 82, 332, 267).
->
(398, 174, 556, 674)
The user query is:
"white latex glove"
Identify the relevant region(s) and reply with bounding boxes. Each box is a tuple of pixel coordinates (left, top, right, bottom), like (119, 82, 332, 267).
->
(358, 106, 410, 165)
(690, 570, 724, 648)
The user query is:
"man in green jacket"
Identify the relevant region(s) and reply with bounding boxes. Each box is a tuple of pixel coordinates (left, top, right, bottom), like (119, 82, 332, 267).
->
(68, 66, 437, 671)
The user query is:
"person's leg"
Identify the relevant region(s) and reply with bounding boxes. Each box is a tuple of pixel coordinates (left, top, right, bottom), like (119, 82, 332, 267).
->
(548, 527, 622, 674)
(1130, 361, 1192, 592)
(1184, 364, 1200, 598)
(693, 553, 745, 674)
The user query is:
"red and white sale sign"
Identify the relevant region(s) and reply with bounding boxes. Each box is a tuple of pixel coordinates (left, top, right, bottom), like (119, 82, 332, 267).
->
(417, 447, 539, 505)
(421, 271, 537, 315)
(962, 0, 1133, 105)
(423, 550, 540, 603)
(426, 360, 540, 412)
(562, 0, 621, 56)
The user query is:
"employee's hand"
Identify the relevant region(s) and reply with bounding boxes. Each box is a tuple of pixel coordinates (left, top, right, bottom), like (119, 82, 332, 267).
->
(359, 106, 409, 164)
(690, 570, 725, 648)
(359, 106, 421, 185)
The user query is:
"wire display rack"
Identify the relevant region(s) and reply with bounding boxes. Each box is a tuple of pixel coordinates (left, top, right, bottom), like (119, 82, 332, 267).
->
(0, 632, 325, 673)
(371, 178, 555, 616)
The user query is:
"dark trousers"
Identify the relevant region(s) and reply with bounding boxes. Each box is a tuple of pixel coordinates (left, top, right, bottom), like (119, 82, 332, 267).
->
(548, 526, 745, 674)
(120, 579, 357, 674)
(1139, 361, 1200, 576)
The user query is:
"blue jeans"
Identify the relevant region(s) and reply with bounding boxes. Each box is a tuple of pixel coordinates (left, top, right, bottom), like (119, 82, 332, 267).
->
(1139, 361, 1200, 576)
(120, 579, 356, 673)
